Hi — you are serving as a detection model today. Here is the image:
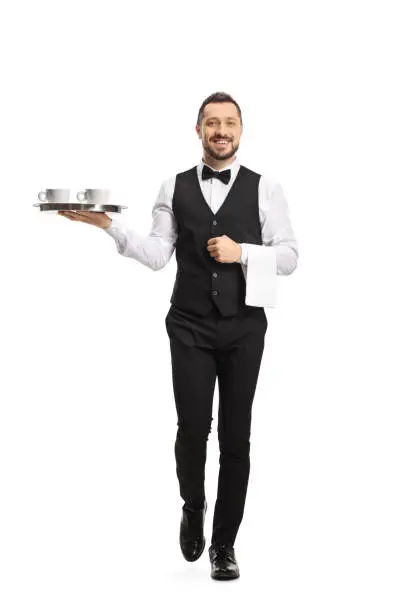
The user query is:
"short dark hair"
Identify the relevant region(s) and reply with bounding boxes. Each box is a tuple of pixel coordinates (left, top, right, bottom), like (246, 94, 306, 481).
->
(197, 91, 243, 126)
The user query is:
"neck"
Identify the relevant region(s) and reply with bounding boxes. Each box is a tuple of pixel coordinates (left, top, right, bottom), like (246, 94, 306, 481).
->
(202, 153, 236, 171)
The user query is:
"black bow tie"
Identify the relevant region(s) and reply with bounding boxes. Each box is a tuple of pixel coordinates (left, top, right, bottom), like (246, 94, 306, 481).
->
(202, 165, 231, 185)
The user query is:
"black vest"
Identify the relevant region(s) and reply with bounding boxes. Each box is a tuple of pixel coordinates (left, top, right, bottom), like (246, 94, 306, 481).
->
(170, 164, 263, 316)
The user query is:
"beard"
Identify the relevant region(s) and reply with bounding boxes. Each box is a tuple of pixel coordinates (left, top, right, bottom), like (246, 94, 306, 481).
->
(203, 139, 239, 161)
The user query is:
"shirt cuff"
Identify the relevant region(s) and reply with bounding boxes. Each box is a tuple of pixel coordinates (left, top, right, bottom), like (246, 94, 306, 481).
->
(238, 243, 248, 265)
(244, 244, 277, 307)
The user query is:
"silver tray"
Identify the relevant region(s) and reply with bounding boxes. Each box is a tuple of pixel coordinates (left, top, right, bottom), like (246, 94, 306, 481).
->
(33, 203, 127, 213)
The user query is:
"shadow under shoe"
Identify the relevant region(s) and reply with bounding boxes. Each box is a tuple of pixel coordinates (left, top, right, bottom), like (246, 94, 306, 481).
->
(208, 543, 240, 580)
(179, 500, 208, 562)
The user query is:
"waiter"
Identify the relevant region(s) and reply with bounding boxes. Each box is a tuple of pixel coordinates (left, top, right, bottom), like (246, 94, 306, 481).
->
(58, 91, 299, 581)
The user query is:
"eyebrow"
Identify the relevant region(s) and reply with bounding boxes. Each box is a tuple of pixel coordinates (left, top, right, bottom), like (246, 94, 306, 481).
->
(205, 116, 238, 121)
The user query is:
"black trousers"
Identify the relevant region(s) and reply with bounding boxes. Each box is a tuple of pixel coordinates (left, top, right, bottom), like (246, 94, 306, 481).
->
(165, 301, 268, 547)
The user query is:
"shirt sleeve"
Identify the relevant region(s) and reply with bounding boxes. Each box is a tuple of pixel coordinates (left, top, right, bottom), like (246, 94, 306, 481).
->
(102, 177, 178, 271)
(240, 177, 299, 307)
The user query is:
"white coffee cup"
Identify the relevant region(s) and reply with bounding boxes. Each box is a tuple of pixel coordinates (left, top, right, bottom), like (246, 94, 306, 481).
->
(38, 188, 70, 203)
(76, 189, 110, 204)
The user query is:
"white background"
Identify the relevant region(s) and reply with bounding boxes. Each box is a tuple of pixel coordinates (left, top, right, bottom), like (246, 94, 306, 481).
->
(1, 0, 407, 610)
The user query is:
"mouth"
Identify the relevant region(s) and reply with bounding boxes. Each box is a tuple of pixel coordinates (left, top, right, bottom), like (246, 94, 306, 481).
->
(213, 139, 230, 146)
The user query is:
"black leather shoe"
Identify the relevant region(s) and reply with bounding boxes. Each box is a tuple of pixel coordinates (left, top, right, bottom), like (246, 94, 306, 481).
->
(179, 500, 207, 562)
(208, 543, 240, 580)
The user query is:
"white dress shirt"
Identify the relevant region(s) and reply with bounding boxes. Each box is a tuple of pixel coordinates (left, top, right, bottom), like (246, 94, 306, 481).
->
(103, 157, 298, 307)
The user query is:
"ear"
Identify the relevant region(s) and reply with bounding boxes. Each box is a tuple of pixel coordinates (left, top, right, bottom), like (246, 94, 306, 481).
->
(195, 124, 201, 139)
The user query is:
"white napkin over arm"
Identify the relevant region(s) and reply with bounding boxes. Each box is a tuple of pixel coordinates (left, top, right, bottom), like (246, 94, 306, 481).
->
(238, 180, 299, 308)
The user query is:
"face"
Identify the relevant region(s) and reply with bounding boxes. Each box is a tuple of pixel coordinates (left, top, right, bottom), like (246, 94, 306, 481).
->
(196, 102, 242, 162)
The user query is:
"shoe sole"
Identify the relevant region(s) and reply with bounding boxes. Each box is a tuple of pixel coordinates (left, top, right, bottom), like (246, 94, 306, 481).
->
(211, 572, 240, 580)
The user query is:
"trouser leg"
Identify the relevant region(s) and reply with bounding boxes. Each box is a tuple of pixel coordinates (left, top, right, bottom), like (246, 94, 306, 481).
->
(211, 309, 267, 547)
(166, 308, 217, 511)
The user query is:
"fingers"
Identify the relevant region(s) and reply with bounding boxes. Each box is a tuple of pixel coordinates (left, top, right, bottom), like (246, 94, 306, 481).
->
(58, 211, 81, 220)
(59, 212, 93, 224)
(58, 211, 92, 222)
(69, 211, 94, 221)
(57, 210, 105, 227)
(73, 211, 102, 218)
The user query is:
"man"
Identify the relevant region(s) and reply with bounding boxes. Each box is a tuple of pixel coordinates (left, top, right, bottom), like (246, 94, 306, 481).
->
(58, 91, 298, 580)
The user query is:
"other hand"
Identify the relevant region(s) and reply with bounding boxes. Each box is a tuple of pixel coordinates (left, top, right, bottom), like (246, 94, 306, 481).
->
(207, 235, 242, 263)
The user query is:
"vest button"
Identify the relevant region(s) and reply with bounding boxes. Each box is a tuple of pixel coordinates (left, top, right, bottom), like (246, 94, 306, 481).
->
(212, 272, 218, 278)
(212, 290, 219, 296)
(212, 220, 217, 225)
